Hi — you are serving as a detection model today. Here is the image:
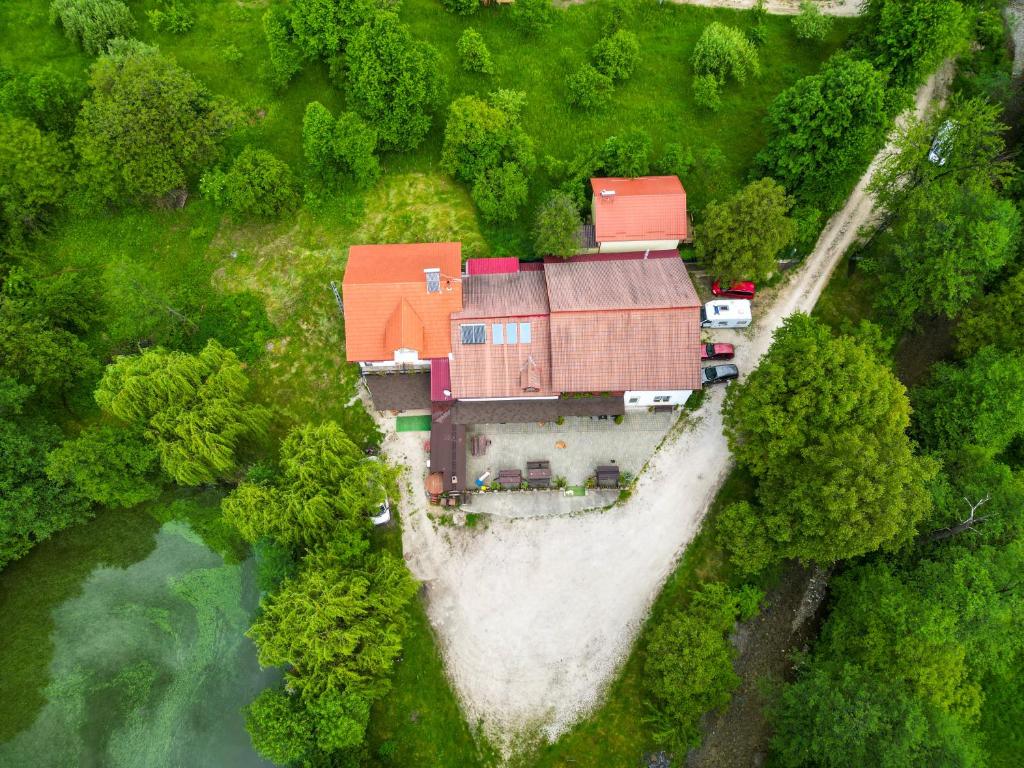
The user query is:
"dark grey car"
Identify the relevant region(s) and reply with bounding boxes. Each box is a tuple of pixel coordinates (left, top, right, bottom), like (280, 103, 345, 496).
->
(701, 364, 739, 386)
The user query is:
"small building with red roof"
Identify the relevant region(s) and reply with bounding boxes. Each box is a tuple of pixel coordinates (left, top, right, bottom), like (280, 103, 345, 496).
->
(590, 176, 689, 254)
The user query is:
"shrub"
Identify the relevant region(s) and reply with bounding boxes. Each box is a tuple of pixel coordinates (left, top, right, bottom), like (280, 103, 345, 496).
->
(441, 92, 534, 184)
(49, 0, 136, 56)
(657, 143, 694, 178)
(74, 44, 238, 204)
(600, 128, 651, 177)
(457, 27, 494, 75)
(332, 111, 380, 187)
(692, 21, 759, 85)
(346, 12, 444, 151)
(591, 29, 640, 82)
(263, 7, 304, 87)
(511, 0, 556, 36)
(692, 73, 722, 111)
(442, 0, 479, 15)
(0, 66, 83, 136)
(792, 1, 832, 41)
(0, 116, 70, 240)
(566, 64, 614, 111)
(533, 191, 581, 258)
(472, 163, 529, 223)
(645, 583, 763, 749)
(147, 2, 194, 34)
(220, 147, 300, 218)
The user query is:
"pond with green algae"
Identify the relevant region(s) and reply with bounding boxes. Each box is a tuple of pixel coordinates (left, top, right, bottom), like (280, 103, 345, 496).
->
(0, 506, 277, 768)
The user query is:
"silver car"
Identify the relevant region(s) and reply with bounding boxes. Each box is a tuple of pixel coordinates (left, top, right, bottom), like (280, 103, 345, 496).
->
(701, 364, 739, 386)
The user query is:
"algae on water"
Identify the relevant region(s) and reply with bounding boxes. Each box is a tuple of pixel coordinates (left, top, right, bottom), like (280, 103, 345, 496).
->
(0, 521, 277, 767)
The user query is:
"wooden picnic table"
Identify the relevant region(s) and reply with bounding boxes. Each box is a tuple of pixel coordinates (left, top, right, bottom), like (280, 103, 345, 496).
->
(527, 460, 551, 487)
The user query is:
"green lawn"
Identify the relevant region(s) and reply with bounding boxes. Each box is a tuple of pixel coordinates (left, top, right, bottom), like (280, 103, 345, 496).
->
(0, 0, 863, 762)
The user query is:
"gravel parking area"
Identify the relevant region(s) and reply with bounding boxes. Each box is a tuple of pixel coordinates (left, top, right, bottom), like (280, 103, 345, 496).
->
(378, 63, 953, 752)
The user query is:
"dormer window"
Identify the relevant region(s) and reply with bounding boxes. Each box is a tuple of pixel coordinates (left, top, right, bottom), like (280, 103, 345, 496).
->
(425, 268, 440, 294)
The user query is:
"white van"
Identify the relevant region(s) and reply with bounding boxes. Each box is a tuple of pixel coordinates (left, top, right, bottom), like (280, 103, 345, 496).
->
(700, 300, 752, 329)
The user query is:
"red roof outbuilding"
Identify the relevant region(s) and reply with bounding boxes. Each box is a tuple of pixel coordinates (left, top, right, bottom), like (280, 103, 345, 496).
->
(591, 176, 688, 244)
(465, 257, 520, 275)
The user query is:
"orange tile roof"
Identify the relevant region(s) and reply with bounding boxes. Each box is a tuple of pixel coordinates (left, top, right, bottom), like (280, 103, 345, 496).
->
(343, 243, 462, 362)
(591, 176, 687, 243)
(550, 308, 702, 392)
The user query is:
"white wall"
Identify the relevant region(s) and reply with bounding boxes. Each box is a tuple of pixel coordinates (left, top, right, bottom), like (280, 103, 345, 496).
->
(598, 239, 679, 254)
(624, 390, 692, 409)
(359, 358, 430, 373)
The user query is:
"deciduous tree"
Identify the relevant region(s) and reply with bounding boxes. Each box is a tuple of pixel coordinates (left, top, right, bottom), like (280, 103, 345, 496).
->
(203, 147, 300, 218)
(912, 347, 1024, 455)
(46, 425, 160, 508)
(566, 64, 614, 111)
(592, 29, 640, 82)
(696, 178, 796, 283)
(533, 191, 581, 258)
(457, 27, 494, 75)
(862, 0, 969, 87)
(510, 0, 556, 36)
(49, 0, 136, 56)
(756, 54, 889, 208)
(955, 269, 1024, 356)
(0, 116, 70, 241)
(74, 44, 238, 204)
(792, 0, 832, 41)
(599, 128, 651, 178)
(95, 340, 270, 486)
(722, 314, 936, 568)
(345, 12, 443, 151)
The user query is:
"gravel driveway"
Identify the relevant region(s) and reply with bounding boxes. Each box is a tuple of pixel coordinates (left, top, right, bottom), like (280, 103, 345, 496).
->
(376, 62, 954, 751)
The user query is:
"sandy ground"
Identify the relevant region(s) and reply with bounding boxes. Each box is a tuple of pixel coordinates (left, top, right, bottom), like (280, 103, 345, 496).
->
(374, 61, 954, 751)
(642, 0, 862, 16)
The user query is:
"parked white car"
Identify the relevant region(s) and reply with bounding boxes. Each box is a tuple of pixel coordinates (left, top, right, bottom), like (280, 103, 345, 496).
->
(370, 499, 391, 526)
(700, 299, 752, 329)
(928, 120, 955, 166)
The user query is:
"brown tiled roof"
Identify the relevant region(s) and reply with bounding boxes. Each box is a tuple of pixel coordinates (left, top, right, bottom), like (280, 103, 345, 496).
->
(550, 308, 702, 392)
(449, 315, 554, 399)
(453, 272, 549, 319)
(364, 372, 431, 411)
(544, 257, 699, 312)
(450, 395, 624, 424)
(429, 410, 466, 492)
(342, 243, 462, 362)
(591, 176, 687, 243)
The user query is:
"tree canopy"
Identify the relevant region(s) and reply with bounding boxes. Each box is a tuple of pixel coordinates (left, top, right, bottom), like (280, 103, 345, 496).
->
(222, 421, 392, 553)
(345, 12, 443, 151)
(0, 116, 69, 243)
(912, 347, 1024, 455)
(696, 178, 797, 283)
(74, 44, 238, 203)
(533, 191, 581, 258)
(49, 0, 136, 56)
(289, 0, 387, 59)
(94, 340, 270, 486)
(955, 269, 1024, 356)
(756, 54, 889, 208)
(865, 97, 1020, 328)
(202, 146, 300, 218)
(45, 424, 160, 508)
(721, 314, 935, 569)
(862, 0, 970, 87)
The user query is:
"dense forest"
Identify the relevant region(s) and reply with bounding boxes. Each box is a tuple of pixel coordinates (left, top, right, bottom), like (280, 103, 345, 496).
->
(1, 0, 1022, 766)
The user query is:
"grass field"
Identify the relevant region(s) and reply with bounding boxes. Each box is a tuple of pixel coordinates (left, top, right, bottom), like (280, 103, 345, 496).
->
(0, 0, 863, 762)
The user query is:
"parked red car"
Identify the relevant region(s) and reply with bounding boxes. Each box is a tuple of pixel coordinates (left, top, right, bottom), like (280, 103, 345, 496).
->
(701, 342, 735, 361)
(711, 280, 756, 300)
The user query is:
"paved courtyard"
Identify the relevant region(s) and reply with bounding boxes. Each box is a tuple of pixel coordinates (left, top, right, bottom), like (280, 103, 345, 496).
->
(465, 411, 677, 488)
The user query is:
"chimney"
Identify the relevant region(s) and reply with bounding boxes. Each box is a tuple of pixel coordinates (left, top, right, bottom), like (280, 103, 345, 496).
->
(600, 189, 616, 198)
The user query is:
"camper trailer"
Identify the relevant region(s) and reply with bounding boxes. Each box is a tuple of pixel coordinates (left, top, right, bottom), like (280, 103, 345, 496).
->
(700, 300, 752, 329)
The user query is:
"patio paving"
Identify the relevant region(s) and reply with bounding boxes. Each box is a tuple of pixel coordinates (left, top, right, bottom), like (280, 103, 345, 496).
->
(466, 488, 620, 518)
(465, 412, 676, 488)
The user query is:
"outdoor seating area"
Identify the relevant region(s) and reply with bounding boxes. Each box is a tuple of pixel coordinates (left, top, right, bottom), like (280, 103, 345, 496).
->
(526, 460, 552, 488)
(596, 465, 620, 488)
(497, 469, 523, 489)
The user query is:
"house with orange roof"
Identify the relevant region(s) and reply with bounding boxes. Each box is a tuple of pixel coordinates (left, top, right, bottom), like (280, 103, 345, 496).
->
(342, 242, 463, 372)
(584, 176, 691, 254)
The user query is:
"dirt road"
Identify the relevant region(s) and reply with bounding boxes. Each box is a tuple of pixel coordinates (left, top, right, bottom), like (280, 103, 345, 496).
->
(657, 0, 861, 16)
(377, 61, 954, 751)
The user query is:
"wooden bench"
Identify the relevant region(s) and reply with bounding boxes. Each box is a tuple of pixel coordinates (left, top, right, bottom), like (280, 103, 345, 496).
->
(470, 434, 491, 456)
(497, 469, 522, 489)
(526, 460, 551, 488)
(596, 465, 620, 488)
